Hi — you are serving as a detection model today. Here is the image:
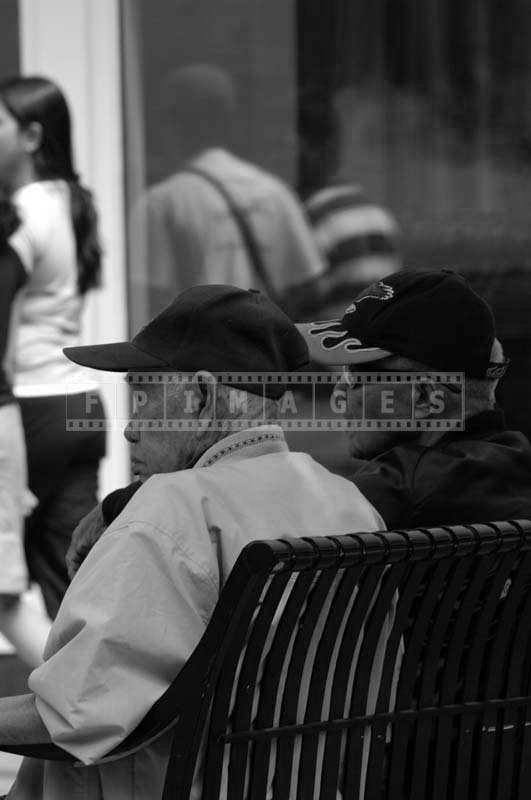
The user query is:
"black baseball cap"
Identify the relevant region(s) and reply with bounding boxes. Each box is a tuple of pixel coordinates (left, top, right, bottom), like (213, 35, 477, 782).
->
(297, 269, 508, 379)
(64, 285, 309, 398)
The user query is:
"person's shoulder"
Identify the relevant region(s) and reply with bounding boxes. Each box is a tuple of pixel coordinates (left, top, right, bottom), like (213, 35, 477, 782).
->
(13, 180, 68, 237)
(148, 171, 199, 192)
(201, 148, 289, 192)
(243, 159, 296, 198)
(9, 183, 53, 269)
(14, 180, 49, 204)
(306, 182, 399, 233)
(401, 432, 519, 498)
(145, 174, 187, 203)
(15, 179, 67, 210)
(203, 448, 378, 505)
(348, 443, 427, 528)
(289, 449, 389, 511)
(145, 168, 220, 214)
(111, 471, 205, 531)
(129, 469, 202, 500)
(305, 183, 367, 214)
(287, 449, 366, 486)
(430, 426, 531, 476)
(354, 442, 427, 476)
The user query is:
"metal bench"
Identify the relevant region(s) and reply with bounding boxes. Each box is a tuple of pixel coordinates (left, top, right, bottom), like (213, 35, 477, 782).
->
(3, 520, 531, 799)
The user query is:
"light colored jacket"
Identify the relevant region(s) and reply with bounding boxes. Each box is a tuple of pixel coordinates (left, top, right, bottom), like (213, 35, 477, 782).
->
(28, 426, 384, 799)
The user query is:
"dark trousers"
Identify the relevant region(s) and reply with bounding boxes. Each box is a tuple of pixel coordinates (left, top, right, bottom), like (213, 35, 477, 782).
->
(20, 392, 106, 618)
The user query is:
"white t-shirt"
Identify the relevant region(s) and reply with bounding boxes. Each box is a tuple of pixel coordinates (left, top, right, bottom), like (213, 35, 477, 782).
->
(9, 180, 96, 396)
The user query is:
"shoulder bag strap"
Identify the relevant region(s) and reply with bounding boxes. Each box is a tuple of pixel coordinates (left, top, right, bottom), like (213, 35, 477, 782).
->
(181, 165, 281, 305)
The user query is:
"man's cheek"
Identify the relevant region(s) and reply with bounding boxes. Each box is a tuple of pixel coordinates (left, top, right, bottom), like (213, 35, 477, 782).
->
(346, 387, 364, 419)
(152, 437, 181, 474)
(348, 431, 366, 458)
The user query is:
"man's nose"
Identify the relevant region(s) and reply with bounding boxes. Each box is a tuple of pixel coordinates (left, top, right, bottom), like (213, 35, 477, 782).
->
(124, 421, 139, 443)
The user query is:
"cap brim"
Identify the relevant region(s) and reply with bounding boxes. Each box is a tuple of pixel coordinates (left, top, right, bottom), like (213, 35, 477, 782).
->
(296, 322, 392, 366)
(63, 342, 168, 372)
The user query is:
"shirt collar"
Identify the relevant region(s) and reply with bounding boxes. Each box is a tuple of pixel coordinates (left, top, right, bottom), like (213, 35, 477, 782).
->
(194, 425, 288, 469)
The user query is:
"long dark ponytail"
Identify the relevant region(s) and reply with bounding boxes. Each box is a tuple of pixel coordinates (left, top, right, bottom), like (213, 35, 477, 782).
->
(0, 76, 102, 294)
(0, 189, 20, 244)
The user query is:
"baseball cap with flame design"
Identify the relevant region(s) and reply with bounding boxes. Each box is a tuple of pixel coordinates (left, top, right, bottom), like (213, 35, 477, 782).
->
(296, 269, 508, 379)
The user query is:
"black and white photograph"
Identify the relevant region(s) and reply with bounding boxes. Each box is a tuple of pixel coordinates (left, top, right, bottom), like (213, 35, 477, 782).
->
(0, 1, 530, 797)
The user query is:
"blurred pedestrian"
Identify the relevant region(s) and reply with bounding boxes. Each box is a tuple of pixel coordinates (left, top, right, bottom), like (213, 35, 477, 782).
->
(304, 183, 401, 318)
(0, 76, 106, 618)
(0, 193, 49, 666)
(130, 63, 325, 322)
(299, 92, 401, 319)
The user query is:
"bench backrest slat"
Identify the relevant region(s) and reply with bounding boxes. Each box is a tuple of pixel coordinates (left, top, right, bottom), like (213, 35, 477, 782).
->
(118, 520, 531, 799)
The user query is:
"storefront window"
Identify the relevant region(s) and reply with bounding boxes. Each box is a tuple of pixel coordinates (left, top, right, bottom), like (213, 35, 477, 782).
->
(297, 0, 531, 270)
(121, 0, 531, 442)
(0, 0, 20, 80)
(296, 0, 531, 435)
(121, 0, 297, 330)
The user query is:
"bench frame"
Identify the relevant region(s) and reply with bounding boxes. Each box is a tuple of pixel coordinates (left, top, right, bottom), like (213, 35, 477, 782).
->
(3, 520, 531, 799)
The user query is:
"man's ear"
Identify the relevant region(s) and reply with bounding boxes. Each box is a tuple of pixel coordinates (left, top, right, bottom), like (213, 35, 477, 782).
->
(192, 370, 217, 422)
(413, 381, 438, 419)
(22, 122, 43, 155)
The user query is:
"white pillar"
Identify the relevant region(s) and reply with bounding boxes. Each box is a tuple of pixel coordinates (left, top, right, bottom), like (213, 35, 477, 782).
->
(19, 0, 129, 493)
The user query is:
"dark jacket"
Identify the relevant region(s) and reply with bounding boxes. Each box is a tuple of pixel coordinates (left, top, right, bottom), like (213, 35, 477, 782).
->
(351, 410, 531, 528)
(103, 411, 531, 531)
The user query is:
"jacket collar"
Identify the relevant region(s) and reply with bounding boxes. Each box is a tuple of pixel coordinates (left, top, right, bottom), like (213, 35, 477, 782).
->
(195, 425, 288, 469)
(418, 408, 506, 448)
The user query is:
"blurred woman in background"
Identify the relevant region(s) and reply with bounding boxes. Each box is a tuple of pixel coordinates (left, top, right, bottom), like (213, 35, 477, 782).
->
(0, 75, 106, 619)
(0, 193, 50, 667)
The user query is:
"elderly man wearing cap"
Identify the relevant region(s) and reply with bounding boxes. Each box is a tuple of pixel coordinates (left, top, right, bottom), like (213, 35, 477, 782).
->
(0, 286, 385, 800)
(66, 269, 531, 599)
(299, 268, 531, 528)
